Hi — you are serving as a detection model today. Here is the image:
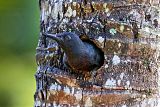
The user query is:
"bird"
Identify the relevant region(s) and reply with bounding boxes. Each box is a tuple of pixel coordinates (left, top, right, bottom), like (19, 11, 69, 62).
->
(43, 32, 104, 74)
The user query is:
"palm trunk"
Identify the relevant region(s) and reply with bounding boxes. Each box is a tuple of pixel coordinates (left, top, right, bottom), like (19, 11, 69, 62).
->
(34, 0, 160, 106)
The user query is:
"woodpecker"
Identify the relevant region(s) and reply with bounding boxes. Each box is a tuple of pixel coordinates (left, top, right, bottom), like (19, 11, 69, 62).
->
(43, 32, 104, 73)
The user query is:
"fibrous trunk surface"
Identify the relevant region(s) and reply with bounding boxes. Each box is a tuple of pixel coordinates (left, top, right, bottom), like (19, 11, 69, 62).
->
(35, 0, 160, 106)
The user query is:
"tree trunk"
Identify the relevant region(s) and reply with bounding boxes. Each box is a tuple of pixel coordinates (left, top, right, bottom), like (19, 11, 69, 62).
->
(34, 0, 160, 106)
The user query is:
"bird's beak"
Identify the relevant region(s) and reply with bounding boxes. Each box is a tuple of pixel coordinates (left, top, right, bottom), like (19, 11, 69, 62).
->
(42, 32, 63, 45)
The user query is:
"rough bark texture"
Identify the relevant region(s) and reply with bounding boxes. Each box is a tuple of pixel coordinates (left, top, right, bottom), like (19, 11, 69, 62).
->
(34, 0, 160, 106)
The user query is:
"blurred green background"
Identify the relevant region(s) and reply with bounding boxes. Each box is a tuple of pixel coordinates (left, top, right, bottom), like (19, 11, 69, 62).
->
(0, 0, 39, 107)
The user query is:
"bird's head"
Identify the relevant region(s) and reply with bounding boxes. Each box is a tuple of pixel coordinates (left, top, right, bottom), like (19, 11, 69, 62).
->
(43, 32, 84, 52)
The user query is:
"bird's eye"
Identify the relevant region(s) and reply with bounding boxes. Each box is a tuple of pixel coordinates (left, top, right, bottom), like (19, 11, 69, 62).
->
(64, 35, 71, 41)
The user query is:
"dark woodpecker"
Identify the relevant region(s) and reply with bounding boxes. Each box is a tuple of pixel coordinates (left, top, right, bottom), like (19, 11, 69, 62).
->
(43, 32, 104, 73)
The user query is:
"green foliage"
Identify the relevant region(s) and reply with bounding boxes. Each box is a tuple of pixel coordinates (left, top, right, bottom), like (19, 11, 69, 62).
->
(0, 0, 39, 107)
(0, 0, 39, 55)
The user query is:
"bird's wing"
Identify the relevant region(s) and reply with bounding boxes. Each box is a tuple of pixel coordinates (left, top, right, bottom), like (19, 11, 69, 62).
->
(84, 42, 103, 69)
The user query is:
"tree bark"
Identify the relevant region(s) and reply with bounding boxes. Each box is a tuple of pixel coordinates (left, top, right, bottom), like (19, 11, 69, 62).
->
(34, 0, 160, 106)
